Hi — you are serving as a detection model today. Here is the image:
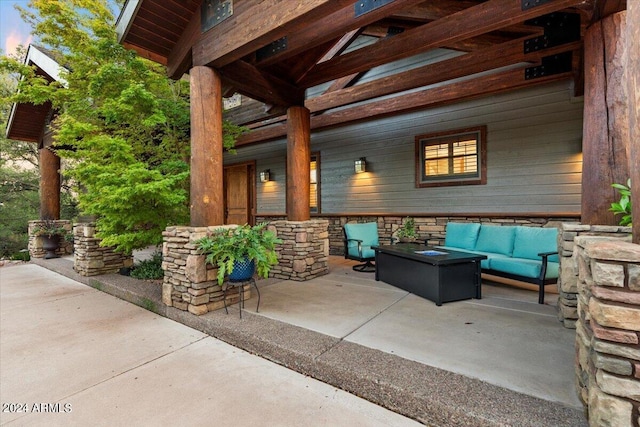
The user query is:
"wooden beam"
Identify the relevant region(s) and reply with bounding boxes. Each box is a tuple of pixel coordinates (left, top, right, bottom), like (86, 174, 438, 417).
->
(167, 5, 201, 79)
(627, 1, 639, 244)
(306, 37, 581, 113)
(122, 42, 168, 65)
(286, 106, 311, 221)
(193, 0, 352, 68)
(299, 0, 586, 87)
(237, 68, 573, 146)
(40, 147, 60, 220)
(581, 13, 630, 226)
(254, 0, 426, 67)
(190, 66, 224, 226)
(219, 61, 304, 107)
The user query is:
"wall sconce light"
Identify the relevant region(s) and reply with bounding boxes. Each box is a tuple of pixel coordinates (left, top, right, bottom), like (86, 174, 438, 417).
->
(354, 157, 366, 174)
(259, 169, 270, 183)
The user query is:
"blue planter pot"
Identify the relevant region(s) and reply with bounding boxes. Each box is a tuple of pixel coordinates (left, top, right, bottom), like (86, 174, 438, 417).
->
(228, 258, 255, 282)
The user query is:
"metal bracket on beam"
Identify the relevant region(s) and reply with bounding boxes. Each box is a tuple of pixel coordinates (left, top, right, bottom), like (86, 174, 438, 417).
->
(525, 51, 573, 80)
(521, 0, 553, 10)
(256, 37, 288, 61)
(355, 0, 395, 17)
(202, 0, 233, 33)
(386, 26, 405, 37)
(524, 12, 580, 53)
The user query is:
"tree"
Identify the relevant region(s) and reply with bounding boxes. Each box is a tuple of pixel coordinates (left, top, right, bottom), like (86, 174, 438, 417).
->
(1, 0, 245, 255)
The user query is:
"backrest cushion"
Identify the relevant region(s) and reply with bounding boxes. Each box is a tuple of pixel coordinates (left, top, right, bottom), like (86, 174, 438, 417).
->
(344, 222, 379, 247)
(474, 225, 516, 256)
(512, 226, 558, 261)
(444, 222, 481, 250)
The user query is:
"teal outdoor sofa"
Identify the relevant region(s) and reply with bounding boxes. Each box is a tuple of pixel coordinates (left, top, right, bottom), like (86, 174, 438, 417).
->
(437, 222, 559, 304)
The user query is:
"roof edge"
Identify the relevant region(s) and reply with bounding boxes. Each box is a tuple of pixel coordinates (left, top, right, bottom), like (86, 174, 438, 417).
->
(116, 0, 142, 43)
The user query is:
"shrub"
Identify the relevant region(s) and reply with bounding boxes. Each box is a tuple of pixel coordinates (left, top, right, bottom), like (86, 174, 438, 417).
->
(130, 251, 164, 280)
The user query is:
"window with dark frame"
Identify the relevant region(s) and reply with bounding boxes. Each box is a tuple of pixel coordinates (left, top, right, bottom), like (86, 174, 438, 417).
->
(415, 126, 487, 188)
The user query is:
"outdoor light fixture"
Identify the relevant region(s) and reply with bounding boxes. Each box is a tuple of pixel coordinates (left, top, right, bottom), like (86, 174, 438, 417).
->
(354, 157, 366, 174)
(259, 169, 270, 183)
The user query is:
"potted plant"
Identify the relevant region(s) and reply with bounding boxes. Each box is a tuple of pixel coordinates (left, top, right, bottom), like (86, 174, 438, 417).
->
(197, 223, 282, 285)
(32, 219, 70, 259)
(395, 216, 418, 243)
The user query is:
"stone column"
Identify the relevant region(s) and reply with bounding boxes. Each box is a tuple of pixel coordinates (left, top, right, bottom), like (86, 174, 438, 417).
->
(575, 238, 639, 424)
(190, 66, 224, 227)
(269, 219, 329, 281)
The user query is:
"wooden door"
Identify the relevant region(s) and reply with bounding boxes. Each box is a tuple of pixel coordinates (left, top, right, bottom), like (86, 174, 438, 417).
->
(224, 163, 254, 225)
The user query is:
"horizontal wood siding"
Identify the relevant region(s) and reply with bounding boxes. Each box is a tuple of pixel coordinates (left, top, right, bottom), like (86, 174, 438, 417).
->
(227, 80, 583, 215)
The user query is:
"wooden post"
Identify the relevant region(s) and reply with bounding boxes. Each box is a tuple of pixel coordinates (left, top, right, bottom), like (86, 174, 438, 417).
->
(581, 12, 630, 225)
(286, 106, 311, 221)
(39, 147, 60, 220)
(627, 2, 640, 244)
(190, 66, 224, 226)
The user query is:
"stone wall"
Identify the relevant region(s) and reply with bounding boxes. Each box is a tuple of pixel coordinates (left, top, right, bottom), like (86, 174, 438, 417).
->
(161, 220, 329, 315)
(269, 219, 329, 281)
(162, 225, 245, 316)
(557, 224, 632, 328)
(257, 215, 576, 256)
(574, 237, 640, 425)
(73, 223, 133, 276)
(28, 220, 73, 259)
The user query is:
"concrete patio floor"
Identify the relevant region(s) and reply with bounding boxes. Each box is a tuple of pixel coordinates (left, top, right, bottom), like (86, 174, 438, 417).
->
(3, 255, 588, 426)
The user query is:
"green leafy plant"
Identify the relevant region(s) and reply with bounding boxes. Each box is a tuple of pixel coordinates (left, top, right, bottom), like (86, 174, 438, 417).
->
(197, 223, 282, 285)
(32, 219, 70, 238)
(610, 178, 632, 227)
(396, 217, 417, 239)
(130, 251, 164, 280)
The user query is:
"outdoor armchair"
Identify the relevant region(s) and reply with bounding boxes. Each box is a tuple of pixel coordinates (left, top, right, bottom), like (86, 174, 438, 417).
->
(342, 222, 379, 272)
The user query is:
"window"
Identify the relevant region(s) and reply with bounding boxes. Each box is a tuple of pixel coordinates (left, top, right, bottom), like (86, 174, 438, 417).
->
(310, 153, 320, 213)
(415, 126, 486, 187)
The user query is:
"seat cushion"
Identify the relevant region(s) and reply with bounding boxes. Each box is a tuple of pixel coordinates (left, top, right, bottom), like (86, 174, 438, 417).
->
(344, 222, 379, 259)
(435, 246, 501, 269)
(490, 257, 559, 280)
(443, 222, 481, 250)
(474, 225, 516, 256)
(512, 226, 559, 262)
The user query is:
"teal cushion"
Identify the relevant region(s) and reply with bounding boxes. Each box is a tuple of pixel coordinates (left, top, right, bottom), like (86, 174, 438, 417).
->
(444, 222, 481, 250)
(474, 225, 516, 256)
(436, 246, 494, 269)
(512, 227, 559, 262)
(490, 257, 559, 280)
(344, 223, 379, 259)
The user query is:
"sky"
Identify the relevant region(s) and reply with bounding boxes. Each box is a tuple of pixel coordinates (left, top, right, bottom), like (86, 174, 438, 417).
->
(0, 0, 32, 57)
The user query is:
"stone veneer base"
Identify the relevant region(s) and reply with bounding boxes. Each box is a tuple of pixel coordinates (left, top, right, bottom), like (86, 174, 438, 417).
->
(162, 220, 329, 315)
(574, 238, 640, 425)
(72, 223, 133, 276)
(28, 220, 73, 259)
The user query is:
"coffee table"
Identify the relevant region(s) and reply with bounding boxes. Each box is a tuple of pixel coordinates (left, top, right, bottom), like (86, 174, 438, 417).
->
(372, 244, 487, 306)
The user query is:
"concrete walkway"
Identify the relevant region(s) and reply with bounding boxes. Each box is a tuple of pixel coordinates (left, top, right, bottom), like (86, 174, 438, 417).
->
(0, 264, 419, 426)
(2, 258, 588, 426)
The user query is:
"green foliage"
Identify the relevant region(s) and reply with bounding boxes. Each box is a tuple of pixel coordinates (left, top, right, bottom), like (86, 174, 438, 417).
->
(610, 179, 632, 227)
(396, 217, 417, 239)
(197, 223, 282, 285)
(130, 251, 164, 280)
(0, 0, 247, 255)
(31, 219, 69, 237)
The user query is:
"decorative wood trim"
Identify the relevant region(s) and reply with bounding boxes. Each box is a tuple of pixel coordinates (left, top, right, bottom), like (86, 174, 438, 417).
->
(299, 0, 586, 87)
(237, 68, 573, 146)
(193, 0, 353, 68)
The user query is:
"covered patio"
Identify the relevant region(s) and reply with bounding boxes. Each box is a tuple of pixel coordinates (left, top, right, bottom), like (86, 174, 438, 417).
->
(30, 253, 586, 425)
